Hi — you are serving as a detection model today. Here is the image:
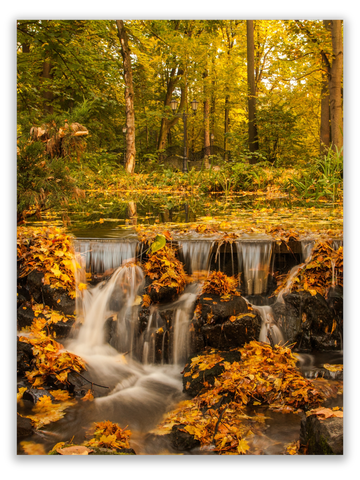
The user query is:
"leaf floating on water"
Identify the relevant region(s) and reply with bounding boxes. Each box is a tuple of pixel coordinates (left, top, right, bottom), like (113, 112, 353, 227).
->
(323, 364, 343, 372)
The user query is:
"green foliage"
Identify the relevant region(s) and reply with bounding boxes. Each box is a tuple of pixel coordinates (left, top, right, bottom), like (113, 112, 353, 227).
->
(17, 140, 81, 222)
(285, 148, 343, 202)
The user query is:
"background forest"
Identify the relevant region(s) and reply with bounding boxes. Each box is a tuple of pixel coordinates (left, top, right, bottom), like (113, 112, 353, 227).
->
(16, 19, 343, 223)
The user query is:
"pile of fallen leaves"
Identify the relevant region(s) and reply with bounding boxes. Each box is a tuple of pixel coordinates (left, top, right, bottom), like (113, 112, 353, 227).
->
(275, 241, 343, 297)
(19, 318, 86, 387)
(84, 421, 132, 452)
(153, 341, 326, 454)
(142, 245, 187, 295)
(201, 271, 240, 297)
(17, 226, 78, 298)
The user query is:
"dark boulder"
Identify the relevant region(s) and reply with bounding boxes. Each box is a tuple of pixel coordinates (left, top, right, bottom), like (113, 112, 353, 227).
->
(300, 414, 343, 455)
(147, 284, 180, 304)
(17, 338, 34, 374)
(198, 293, 248, 324)
(26, 270, 44, 303)
(201, 313, 262, 350)
(22, 389, 55, 404)
(17, 413, 34, 438)
(17, 304, 35, 330)
(282, 292, 342, 352)
(42, 284, 75, 315)
(169, 424, 201, 452)
(183, 349, 242, 397)
(47, 318, 76, 339)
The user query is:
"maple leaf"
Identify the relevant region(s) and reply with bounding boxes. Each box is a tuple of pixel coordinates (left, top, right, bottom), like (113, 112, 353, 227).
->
(82, 389, 94, 402)
(21, 441, 46, 455)
(237, 439, 250, 454)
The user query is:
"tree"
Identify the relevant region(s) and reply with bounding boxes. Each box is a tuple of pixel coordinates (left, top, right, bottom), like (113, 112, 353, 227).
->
(247, 21, 259, 158)
(329, 20, 343, 151)
(116, 20, 136, 174)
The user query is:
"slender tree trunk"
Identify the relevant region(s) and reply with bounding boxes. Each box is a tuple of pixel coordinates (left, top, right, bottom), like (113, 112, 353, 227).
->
(247, 20, 259, 159)
(329, 20, 343, 151)
(203, 70, 211, 163)
(320, 73, 330, 153)
(157, 68, 184, 152)
(116, 20, 136, 174)
(41, 55, 53, 114)
(224, 94, 230, 156)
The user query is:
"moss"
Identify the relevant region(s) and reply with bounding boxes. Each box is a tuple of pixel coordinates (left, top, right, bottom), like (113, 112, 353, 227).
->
(48, 445, 136, 455)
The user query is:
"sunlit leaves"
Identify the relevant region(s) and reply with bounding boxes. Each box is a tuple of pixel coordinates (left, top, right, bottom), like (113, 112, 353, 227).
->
(17, 226, 77, 298)
(84, 421, 132, 452)
(201, 271, 240, 297)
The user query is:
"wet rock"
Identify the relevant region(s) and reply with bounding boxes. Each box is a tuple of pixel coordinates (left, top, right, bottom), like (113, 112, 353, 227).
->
(17, 338, 34, 374)
(282, 292, 342, 352)
(198, 293, 248, 324)
(147, 284, 180, 304)
(300, 414, 343, 454)
(183, 349, 242, 397)
(26, 270, 45, 303)
(47, 318, 76, 339)
(17, 304, 35, 330)
(49, 445, 136, 455)
(42, 284, 75, 315)
(17, 413, 34, 438)
(22, 388, 54, 404)
(327, 286, 343, 324)
(201, 313, 262, 350)
(169, 424, 201, 451)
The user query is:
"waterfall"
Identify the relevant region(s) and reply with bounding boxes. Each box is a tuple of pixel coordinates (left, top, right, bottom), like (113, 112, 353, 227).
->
(177, 240, 214, 275)
(73, 238, 138, 275)
(255, 305, 284, 346)
(236, 240, 273, 295)
(301, 238, 315, 263)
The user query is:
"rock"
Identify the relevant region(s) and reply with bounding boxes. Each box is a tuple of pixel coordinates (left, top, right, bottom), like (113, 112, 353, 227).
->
(300, 414, 343, 454)
(17, 304, 35, 330)
(282, 292, 342, 352)
(22, 389, 55, 404)
(47, 319, 76, 339)
(26, 270, 44, 303)
(183, 349, 242, 397)
(49, 445, 136, 455)
(201, 314, 262, 350)
(42, 284, 75, 315)
(148, 284, 180, 304)
(169, 424, 201, 451)
(198, 293, 248, 324)
(17, 413, 33, 438)
(17, 338, 34, 374)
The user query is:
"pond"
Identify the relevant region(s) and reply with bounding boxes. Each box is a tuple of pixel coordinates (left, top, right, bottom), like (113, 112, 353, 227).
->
(18, 193, 343, 455)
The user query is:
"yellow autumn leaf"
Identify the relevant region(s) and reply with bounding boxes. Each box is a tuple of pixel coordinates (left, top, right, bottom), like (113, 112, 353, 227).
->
(82, 389, 94, 402)
(21, 441, 46, 455)
(17, 387, 27, 402)
(237, 439, 250, 454)
(78, 282, 87, 291)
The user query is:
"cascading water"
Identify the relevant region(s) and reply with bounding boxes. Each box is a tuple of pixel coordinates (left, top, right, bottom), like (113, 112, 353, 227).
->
(301, 238, 315, 263)
(236, 239, 273, 295)
(256, 305, 284, 346)
(64, 242, 187, 436)
(178, 240, 214, 275)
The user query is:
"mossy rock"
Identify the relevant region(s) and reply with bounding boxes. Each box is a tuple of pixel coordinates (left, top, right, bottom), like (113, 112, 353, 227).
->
(48, 445, 136, 455)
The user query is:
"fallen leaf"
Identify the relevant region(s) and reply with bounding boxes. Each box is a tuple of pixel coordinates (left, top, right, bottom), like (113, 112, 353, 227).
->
(57, 445, 93, 455)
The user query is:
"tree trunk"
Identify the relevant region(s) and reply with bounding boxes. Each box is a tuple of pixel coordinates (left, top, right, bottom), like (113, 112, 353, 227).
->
(329, 20, 343, 151)
(41, 56, 53, 115)
(247, 20, 259, 158)
(320, 74, 330, 153)
(116, 20, 136, 174)
(157, 68, 184, 152)
(203, 70, 211, 163)
(224, 94, 230, 157)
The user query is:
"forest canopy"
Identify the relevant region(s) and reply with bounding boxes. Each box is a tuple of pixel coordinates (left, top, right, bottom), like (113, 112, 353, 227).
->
(16, 19, 343, 221)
